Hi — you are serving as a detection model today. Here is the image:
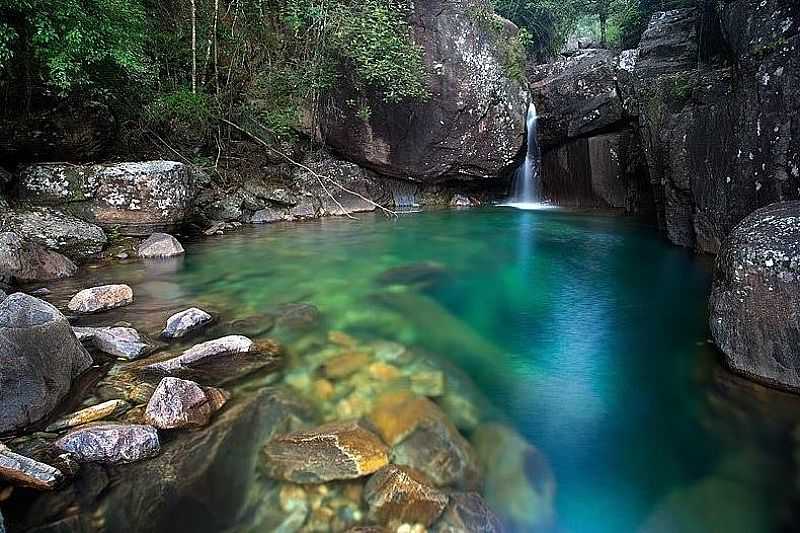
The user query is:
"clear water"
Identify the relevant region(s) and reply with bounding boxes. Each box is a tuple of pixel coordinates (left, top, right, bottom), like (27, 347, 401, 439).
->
(44, 208, 800, 532)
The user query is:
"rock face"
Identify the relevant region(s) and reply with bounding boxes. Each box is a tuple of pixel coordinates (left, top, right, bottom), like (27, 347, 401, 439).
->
(710, 201, 800, 391)
(0, 231, 77, 283)
(0, 444, 63, 490)
(262, 420, 389, 483)
(0, 293, 92, 433)
(17, 161, 199, 235)
(364, 465, 449, 527)
(319, 0, 528, 182)
(0, 207, 107, 260)
(144, 377, 228, 429)
(162, 307, 214, 339)
(634, 2, 800, 253)
(138, 233, 185, 258)
(68, 284, 134, 314)
(55, 423, 160, 464)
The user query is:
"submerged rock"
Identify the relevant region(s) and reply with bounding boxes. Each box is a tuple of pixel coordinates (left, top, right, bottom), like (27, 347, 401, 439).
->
(377, 261, 449, 288)
(0, 444, 63, 490)
(364, 464, 449, 527)
(710, 201, 800, 391)
(46, 399, 131, 432)
(162, 307, 214, 339)
(138, 233, 185, 258)
(0, 231, 77, 283)
(273, 303, 321, 332)
(55, 423, 160, 464)
(144, 377, 228, 430)
(67, 284, 134, 314)
(0, 293, 92, 433)
(433, 492, 504, 533)
(0, 207, 107, 260)
(146, 335, 255, 373)
(472, 423, 555, 530)
(262, 420, 389, 483)
(74, 326, 152, 360)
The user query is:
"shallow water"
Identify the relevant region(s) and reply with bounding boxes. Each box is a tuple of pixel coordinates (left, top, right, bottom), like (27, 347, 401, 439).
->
(43, 208, 800, 532)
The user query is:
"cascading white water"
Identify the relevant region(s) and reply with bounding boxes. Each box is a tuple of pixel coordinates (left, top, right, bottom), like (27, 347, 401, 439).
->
(502, 103, 554, 210)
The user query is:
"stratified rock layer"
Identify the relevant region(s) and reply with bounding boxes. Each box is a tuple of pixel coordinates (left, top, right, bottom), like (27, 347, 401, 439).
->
(710, 201, 800, 391)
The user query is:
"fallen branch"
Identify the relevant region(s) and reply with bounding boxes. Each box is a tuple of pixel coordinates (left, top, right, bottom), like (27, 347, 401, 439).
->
(220, 118, 398, 219)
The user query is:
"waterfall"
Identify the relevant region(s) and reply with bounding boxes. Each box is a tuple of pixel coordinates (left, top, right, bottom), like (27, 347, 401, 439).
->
(389, 179, 420, 213)
(502, 103, 552, 209)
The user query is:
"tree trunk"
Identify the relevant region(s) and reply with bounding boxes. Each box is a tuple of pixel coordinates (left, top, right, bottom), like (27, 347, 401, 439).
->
(599, 13, 608, 48)
(190, 0, 197, 94)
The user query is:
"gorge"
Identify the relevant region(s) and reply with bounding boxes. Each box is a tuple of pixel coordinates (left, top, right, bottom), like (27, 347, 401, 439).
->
(1, 0, 799, 532)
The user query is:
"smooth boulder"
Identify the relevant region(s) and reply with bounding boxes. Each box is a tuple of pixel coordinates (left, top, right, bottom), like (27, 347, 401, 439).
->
(161, 307, 213, 339)
(55, 423, 160, 464)
(710, 201, 800, 391)
(262, 420, 389, 483)
(0, 293, 92, 433)
(144, 377, 228, 429)
(0, 232, 77, 283)
(138, 233, 185, 258)
(68, 284, 134, 314)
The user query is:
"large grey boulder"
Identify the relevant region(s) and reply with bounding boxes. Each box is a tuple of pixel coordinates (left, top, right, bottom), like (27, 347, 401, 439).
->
(0, 207, 107, 260)
(17, 161, 200, 235)
(0, 293, 92, 433)
(0, 232, 77, 283)
(319, 0, 528, 182)
(710, 201, 800, 391)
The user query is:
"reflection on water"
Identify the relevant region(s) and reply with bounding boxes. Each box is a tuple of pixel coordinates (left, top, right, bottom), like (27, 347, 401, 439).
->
(42, 209, 800, 532)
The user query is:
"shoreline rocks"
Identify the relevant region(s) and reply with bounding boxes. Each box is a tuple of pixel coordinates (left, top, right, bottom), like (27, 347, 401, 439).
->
(144, 377, 228, 430)
(710, 201, 800, 391)
(74, 326, 152, 360)
(364, 465, 449, 527)
(0, 207, 107, 260)
(68, 284, 134, 314)
(0, 232, 77, 283)
(0, 293, 92, 433)
(138, 233, 185, 259)
(262, 420, 389, 483)
(46, 399, 131, 432)
(146, 335, 256, 373)
(55, 423, 160, 464)
(162, 307, 213, 339)
(0, 444, 63, 490)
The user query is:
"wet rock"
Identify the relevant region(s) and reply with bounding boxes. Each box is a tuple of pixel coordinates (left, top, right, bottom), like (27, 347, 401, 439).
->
(146, 335, 256, 373)
(472, 423, 555, 530)
(144, 377, 228, 430)
(0, 444, 63, 490)
(162, 307, 213, 339)
(364, 464, 449, 527)
(46, 399, 131, 432)
(55, 423, 160, 464)
(449, 194, 476, 208)
(710, 201, 800, 391)
(433, 492, 503, 533)
(250, 207, 288, 224)
(73, 326, 152, 360)
(319, 1, 528, 182)
(0, 293, 92, 433)
(0, 232, 77, 283)
(67, 284, 134, 314)
(262, 420, 389, 483)
(17, 161, 199, 235)
(0, 207, 107, 260)
(0, 289, 5, 302)
(225, 313, 275, 338)
(138, 233, 185, 258)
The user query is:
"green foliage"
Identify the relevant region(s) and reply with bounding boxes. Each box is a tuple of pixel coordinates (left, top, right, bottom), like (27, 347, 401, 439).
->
(0, 0, 149, 94)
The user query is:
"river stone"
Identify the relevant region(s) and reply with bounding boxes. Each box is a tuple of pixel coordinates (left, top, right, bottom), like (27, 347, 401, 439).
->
(0, 289, 5, 302)
(55, 423, 160, 464)
(710, 201, 800, 391)
(273, 303, 321, 331)
(17, 161, 198, 235)
(138, 233, 185, 258)
(433, 492, 503, 533)
(73, 326, 152, 360)
(0, 444, 64, 490)
(46, 399, 131, 432)
(262, 420, 389, 483)
(0, 206, 107, 260)
(318, 0, 528, 182)
(0, 232, 77, 282)
(369, 390, 450, 446)
(162, 307, 213, 339)
(364, 464, 449, 527)
(68, 284, 134, 314)
(472, 422, 555, 530)
(0, 293, 92, 433)
(144, 377, 228, 430)
(146, 335, 256, 373)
